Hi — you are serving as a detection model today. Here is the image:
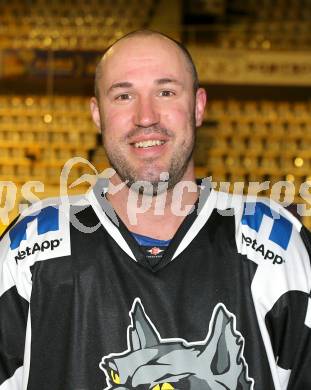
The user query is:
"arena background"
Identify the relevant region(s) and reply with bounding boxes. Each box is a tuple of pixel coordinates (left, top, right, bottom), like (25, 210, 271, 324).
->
(0, 0, 310, 233)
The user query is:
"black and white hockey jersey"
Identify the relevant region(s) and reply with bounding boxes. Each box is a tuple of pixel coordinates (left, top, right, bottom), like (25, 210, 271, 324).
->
(1, 180, 311, 390)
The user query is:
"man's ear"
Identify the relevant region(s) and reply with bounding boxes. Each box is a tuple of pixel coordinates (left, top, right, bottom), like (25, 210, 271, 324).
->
(90, 97, 101, 132)
(195, 87, 207, 127)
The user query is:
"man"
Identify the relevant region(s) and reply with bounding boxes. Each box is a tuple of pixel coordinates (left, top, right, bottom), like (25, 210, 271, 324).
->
(0, 30, 311, 390)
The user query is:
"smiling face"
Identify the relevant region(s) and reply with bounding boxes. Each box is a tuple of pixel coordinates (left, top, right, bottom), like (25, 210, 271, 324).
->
(91, 34, 206, 194)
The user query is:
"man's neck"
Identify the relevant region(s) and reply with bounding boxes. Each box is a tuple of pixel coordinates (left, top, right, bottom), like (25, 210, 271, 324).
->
(105, 172, 198, 240)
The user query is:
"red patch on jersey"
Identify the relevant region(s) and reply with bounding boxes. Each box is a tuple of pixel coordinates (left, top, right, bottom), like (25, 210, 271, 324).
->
(147, 247, 164, 256)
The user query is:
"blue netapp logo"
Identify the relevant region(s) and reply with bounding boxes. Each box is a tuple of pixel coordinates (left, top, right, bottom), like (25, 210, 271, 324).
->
(9, 206, 59, 250)
(242, 202, 293, 250)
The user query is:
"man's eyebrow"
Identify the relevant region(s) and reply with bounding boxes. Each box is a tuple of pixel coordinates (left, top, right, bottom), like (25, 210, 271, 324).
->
(107, 81, 133, 94)
(107, 78, 183, 94)
(155, 78, 183, 86)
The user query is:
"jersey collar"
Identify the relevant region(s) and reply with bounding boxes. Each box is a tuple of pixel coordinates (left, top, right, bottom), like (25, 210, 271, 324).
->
(87, 178, 217, 271)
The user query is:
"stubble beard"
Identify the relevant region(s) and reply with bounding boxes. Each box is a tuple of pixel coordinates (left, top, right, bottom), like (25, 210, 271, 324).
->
(101, 115, 196, 197)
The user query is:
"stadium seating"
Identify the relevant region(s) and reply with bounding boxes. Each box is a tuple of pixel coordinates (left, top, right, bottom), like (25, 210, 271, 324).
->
(0, 95, 99, 187)
(185, 0, 311, 50)
(0, 0, 156, 50)
(195, 99, 311, 226)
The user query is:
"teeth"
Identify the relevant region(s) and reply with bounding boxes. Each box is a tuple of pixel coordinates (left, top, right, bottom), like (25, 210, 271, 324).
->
(134, 140, 165, 148)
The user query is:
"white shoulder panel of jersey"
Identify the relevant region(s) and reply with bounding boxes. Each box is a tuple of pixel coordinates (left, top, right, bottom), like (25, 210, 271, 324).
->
(0, 194, 90, 302)
(227, 194, 310, 388)
(233, 195, 310, 314)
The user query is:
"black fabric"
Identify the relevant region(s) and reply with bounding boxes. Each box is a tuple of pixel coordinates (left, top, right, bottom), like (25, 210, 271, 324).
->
(265, 290, 309, 369)
(26, 207, 275, 390)
(265, 290, 311, 390)
(2, 192, 311, 389)
(301, 225, 311, 258)
(0, 286, 29, 385)
(274, 226, 311, 390)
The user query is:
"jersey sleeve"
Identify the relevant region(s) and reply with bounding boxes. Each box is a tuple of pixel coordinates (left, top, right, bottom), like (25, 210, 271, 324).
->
(265, 225, 311, 389)
(235, 197, 311, 388)
(0, 219, 29, 390)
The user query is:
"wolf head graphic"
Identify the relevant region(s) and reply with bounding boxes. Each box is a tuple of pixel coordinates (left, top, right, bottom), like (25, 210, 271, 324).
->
(99, 299, 254, 390)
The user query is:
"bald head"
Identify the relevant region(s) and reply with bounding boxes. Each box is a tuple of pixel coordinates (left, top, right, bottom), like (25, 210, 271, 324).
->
(94, 30, 199, 99)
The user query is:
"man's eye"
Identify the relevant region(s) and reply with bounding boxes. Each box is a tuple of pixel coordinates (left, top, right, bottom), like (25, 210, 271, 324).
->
(159, 90, 175, 97)
(116, 93, 131, 100)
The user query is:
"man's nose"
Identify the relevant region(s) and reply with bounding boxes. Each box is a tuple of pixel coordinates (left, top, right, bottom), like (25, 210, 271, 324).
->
(134, 97, 159, 128)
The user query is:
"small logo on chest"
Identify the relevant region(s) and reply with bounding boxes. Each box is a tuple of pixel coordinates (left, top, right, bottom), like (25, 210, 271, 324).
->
(147, 247, 164, 256)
